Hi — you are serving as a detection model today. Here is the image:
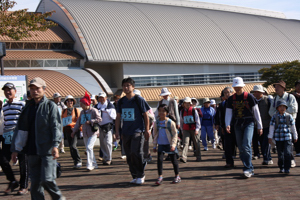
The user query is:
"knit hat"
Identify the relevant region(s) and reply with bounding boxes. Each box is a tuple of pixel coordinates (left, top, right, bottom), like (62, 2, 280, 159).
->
(80, 91, 91, 106)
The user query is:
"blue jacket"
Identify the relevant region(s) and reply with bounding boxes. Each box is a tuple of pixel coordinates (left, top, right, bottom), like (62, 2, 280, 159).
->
(200, 106, 216, 126)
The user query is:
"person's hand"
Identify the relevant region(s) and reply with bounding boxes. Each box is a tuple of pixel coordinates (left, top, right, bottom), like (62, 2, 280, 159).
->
(115, 131, 120, 140)
(294, 139, 298, 143)
(144, 131, 150, 141)
(176, 124, 180, 130)
(86, 121, 90, 124)
(226, 126, 231, 133)
(215, 125, 219, 130)
(195, 130, 199, 135)
(153, 148, 157, 153)
(52, 147, 59, 160)
(71, 132, 75, 138)
(258, 129, 263, 136)
(0, 100, 3, 109)
(11, 152, 18, 163)
(170, 146, 175, 152)
(268, 138, 273, 144)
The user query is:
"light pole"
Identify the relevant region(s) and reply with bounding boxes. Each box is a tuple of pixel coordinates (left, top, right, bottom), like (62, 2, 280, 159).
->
(0, 42, 6, 75)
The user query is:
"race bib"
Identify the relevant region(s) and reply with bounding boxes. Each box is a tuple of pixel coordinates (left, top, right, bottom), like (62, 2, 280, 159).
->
(122, 108, 135, 121)
(3, 130, 14, 145)
(81, 114, 91, 124)
(63, 116, 72, 127)
(184, 115, 195, 124)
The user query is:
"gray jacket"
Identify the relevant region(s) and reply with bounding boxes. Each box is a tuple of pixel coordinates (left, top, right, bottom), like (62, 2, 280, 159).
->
(11, 96, 62, 156)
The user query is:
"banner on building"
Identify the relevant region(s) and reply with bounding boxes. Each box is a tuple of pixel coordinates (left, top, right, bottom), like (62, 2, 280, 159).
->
(0, 75, 27, 103)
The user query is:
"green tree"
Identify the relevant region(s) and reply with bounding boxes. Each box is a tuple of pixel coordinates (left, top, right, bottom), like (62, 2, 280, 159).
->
(259, 60, 300, 91)
(0, 0, 56, 40)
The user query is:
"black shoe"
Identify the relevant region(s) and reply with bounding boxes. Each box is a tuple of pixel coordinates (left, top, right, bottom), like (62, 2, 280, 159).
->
(4, 181, 19, 195)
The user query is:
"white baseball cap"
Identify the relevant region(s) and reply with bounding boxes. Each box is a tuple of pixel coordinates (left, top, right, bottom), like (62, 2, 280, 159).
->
(232, 77, 245, 87)
(97, 92, 107, 98)
(159, 88, 171, 96)
(210, 99, 216, 105)
(90, 95, 97, 100)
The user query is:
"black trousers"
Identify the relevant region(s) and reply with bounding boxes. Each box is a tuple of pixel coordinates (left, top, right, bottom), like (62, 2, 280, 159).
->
(122, 132, 145, 179)
(0, 136, 29, 189)
(157, 149, 179, 176)
(64, 126, 82, 165)
(224, 129, 237, 165)
(294, 123, 300, 153)
(252, 128, 263, 157)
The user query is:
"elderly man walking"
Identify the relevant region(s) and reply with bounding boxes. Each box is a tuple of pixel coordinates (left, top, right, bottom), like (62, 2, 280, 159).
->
(11, 77, 65, 200)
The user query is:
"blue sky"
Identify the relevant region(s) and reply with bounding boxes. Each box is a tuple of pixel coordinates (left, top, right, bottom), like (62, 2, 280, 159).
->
(10, 0, 300, 20)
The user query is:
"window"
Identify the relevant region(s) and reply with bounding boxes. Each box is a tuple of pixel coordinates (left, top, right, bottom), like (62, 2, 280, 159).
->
(10, 43, 23, 49)
(24, 43, 37, 49)
(44, 60, 56, 67)
(58, 60, 71, 67)
(31, 60, 44, 67)
(16, 60, 30, 67)
(4, 60, 16, 67)
(132, 72, 262, 87)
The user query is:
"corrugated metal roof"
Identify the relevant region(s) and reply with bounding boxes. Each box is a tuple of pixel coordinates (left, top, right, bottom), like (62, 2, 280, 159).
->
(4, 70, 90, 98)
(128, 83, 276, 102)
(0, 26, 74, 43)
(4, 51, 83, 60)
(54, 0, 300, 64)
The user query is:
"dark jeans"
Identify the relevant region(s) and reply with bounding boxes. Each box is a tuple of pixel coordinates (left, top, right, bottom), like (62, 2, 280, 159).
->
(276, 140, 292, 170)
(0, 136, 28, 188)
(224, 128, 237, 165)
(157, 145, 179, 176)
(261, 128, 272, 161)
(252, 128, 262, 157)
(64, 126, 82, 165)
(122, 132, 145, 179)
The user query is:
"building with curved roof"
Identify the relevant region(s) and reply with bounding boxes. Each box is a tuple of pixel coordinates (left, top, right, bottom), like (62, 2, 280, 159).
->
(33, 0, 300, 103)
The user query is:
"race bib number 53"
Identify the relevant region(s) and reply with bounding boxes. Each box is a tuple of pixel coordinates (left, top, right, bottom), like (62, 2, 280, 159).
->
(122, 108, 135, 121)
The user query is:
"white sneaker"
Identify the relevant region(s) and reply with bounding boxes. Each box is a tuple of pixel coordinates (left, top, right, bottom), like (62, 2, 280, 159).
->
(203, 146, 208, 151)
(267, 160, 274, 165)
(212, 143, 216, 149)
(13, 160, 18, 166)
(136, 176, 145, 185)
(87, 167, 95, 171)
(291, 160, 296, 168)
(59, 149, 65, 154)
(188, 146, 193, 151)
(74, 162, 82, 169)
(121, 156, 126, 159)
(130, 178, 137, 184)
(0, 166, 2, 172)
(243, 171, 254, 178)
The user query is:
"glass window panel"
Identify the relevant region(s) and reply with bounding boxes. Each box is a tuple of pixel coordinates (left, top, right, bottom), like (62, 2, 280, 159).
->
(37, 43, 49, 49)
(50, 43, 62, 50)
(70, 60, 80, 67)
(58, 60, 71, 67)
(24, 43, 36, 49)
(31, 60, 44, 67)
(16, 60, 30, 67)
(10, 42, 23, 49)
(5, 42, 10, 49)
(61, 43, 74, 50)
(44, 60, 57, 67)
(3, 60, 16, 67)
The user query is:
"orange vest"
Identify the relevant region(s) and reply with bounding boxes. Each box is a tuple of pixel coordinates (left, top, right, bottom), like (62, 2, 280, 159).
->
(62, 108, 82, 131)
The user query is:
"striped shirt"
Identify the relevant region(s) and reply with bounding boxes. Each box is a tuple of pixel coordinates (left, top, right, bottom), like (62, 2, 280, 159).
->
(3, 99, 25, 130)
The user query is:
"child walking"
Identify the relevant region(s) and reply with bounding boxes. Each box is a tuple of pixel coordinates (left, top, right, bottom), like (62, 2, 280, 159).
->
(268, 100, 298, 174)
(153, 104, 180, 185)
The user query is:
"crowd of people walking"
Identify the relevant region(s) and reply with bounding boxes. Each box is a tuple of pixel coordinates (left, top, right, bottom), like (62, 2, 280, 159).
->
(0, 76, 299, 199)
